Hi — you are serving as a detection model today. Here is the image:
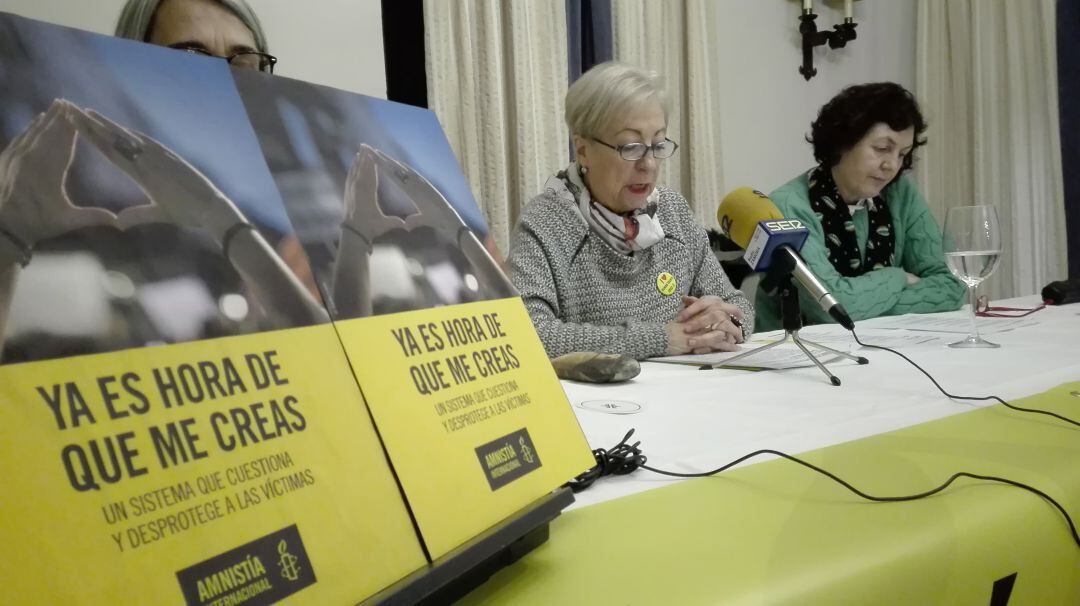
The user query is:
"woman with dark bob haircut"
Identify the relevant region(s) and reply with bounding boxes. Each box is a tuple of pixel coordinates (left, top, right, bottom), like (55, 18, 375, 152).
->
(754, 82, 964, 331)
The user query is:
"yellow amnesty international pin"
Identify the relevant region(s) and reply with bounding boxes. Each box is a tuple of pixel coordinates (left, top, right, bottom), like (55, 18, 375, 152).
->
(656, 272, 677, 296)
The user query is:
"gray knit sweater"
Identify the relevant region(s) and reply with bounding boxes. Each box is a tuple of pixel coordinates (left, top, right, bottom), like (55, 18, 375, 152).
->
(509, 184, 755, 359)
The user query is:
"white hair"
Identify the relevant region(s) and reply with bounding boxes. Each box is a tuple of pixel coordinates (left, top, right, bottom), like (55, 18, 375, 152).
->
(565, 61, 669, 139)
(115, 0, 269, 53)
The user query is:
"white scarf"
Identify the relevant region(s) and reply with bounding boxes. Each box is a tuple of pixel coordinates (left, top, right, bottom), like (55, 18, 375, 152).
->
(543, 162, 664, 255)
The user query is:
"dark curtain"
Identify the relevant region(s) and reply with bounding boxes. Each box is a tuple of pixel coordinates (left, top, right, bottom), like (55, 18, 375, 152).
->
(382, 0, 427, 108)
(566, 0, 612, 84)
(566, 0, 612, 158)
(1058, 0, 1078, 278)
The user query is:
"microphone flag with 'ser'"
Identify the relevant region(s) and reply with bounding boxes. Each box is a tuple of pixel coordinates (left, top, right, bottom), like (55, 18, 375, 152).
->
(717, 187, 855, 330)
(717, 187, 782, 251)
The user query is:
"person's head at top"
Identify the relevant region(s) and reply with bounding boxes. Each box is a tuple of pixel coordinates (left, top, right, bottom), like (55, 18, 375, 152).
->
(809, 81, 927, 204)
(115, 0, 276, 73)
(566, 61, 678, 215)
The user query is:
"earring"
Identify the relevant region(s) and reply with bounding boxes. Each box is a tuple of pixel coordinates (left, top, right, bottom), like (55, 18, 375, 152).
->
(580, 166, 589, 176)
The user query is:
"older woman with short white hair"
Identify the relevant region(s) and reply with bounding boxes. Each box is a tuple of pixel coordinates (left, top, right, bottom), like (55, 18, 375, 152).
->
(509, 62, 754, 360)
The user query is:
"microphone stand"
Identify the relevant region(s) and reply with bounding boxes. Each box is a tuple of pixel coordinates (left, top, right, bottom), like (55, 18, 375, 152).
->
(712, 269, 868, 386)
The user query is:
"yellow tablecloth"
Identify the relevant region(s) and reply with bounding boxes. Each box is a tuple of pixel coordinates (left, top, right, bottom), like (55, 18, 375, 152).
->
(462, 381, 1080, 605)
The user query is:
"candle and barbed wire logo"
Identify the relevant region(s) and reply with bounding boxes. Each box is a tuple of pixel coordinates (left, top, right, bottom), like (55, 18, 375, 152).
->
(176, 525, 316, 605)
(519, 436, 535, 465)
(278, 540, 301, 582)
(475, 428, 542, 490)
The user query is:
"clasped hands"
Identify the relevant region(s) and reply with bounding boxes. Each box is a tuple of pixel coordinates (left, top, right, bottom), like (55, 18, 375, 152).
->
(665, 295, 745, 355)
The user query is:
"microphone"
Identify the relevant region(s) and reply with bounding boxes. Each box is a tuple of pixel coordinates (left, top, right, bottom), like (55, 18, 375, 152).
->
(718, 187, 855, 330)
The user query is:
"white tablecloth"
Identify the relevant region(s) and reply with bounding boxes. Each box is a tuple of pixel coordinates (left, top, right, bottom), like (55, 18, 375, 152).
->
(564, 296, 1080, 509)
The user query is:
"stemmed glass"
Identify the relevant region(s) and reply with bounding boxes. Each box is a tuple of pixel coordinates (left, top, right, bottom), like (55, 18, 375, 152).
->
(942, 205, 1002, 348)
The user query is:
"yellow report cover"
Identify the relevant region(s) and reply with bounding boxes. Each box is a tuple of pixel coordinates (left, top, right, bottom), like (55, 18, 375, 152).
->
(0, 325, 427, 605)
(338, 297, 595, 559)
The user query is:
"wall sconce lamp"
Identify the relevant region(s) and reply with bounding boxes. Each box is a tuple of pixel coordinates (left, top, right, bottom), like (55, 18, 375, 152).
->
(799, 0, 858, 80)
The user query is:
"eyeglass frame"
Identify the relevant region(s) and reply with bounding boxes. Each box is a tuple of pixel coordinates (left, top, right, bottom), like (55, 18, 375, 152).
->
(591, 137, 679, 161)
(974, 294, 1046, 318)
(168, 43, 278, 73)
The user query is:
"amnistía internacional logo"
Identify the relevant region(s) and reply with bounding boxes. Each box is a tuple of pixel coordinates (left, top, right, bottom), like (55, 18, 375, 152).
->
(175, 525, 316, 606)
(474, 428, 543, 491)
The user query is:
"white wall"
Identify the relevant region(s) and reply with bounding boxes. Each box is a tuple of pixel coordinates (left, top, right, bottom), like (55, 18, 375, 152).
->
(254, 0, 385, 97)
(716, 0, 917, 193)
(0, 0, 387, 97)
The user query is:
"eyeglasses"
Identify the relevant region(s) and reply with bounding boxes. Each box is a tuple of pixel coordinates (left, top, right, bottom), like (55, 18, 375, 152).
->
(591, 137, 679, 161)
(975, 295, 1046, 318)
(170, 44, 278, 73)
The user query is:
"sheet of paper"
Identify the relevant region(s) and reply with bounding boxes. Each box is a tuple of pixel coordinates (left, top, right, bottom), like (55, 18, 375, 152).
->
(864, 314, 1040, 334)
(752, 327, 951, 349)
(651, 342, 848, 370)
(848, 332, 953, 348)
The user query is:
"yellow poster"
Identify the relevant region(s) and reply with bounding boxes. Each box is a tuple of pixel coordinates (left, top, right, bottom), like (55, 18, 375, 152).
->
(0, 325, 426, 605)
(338, 297, 595, 559)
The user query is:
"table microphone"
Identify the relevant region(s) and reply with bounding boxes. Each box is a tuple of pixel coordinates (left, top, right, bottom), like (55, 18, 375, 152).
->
(718, 187, 855, 330)
(1042, 279, 1080, 305)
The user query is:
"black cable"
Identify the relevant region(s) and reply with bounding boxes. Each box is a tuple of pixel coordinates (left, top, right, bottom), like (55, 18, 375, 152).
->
(568, 429, 1080, 550)
(851, 330, 1080, 428)
(567, 429, 647, 492)
(643, 448, 1080, 550)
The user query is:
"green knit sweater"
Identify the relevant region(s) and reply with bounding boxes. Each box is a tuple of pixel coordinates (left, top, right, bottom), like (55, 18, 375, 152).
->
(754, 171, 965, 332)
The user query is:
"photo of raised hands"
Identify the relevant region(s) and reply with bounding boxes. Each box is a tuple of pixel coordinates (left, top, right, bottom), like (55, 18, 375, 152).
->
(233, 70, 517, 322)
(0, 13, 520, 364)
(61, 101, 328, 327)
(0, 99, 327, 363)
(331, 144, 516, 319)
(0, 101, 120, 263)
(0, 96, 517, 363)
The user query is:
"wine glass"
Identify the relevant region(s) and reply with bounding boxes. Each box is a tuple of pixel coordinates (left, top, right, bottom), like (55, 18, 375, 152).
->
(942, 205, 1002, 348)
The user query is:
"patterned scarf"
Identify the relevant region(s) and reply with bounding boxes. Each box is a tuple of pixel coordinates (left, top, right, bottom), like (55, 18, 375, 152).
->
(807, 166, 895, 277)
(545, 163, 664, 255)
